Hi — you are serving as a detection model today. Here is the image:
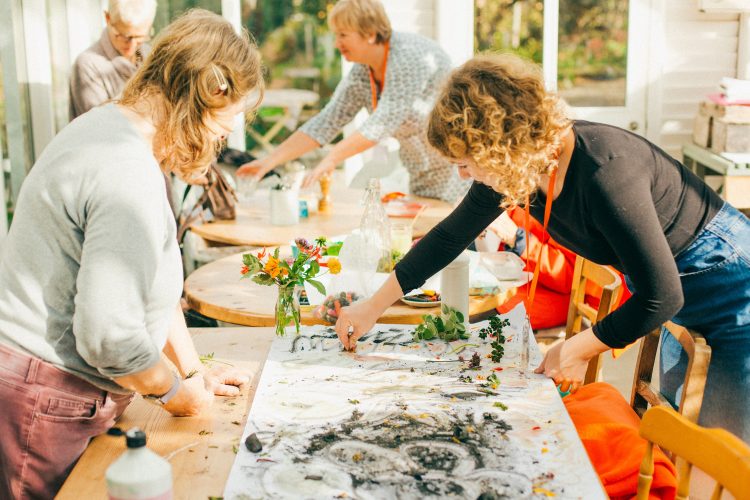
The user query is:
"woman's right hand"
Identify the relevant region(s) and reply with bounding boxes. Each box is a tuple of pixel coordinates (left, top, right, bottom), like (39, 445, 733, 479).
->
(334, 299, 381, 351)
(237, 158, 273, 180)
(162, 375, 214, 417)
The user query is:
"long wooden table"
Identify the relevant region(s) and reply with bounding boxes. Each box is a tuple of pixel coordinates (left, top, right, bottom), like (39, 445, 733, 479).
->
(189, 183, 453, 247)
(57, 327, 275, 499)
(60, 314, 605, 498)
(184, 251, 506, 326)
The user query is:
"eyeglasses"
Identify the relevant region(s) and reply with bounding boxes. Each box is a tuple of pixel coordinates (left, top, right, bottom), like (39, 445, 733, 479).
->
(109, 25, 152, 44)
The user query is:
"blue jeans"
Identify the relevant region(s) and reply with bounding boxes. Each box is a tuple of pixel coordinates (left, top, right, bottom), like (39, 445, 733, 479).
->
(628, 203, 750, 442)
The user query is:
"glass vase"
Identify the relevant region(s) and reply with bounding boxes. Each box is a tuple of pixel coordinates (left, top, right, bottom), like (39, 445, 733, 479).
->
(275, 285, 301, 336)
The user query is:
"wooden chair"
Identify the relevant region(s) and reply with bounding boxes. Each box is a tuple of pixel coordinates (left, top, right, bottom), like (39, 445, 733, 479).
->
(565, 255, 623, 383)
(637, 406, 750, 500)
(631, 321, 711, 424)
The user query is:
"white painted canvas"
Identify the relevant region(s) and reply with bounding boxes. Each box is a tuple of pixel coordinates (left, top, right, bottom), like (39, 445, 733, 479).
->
(224, 305, 605, 499)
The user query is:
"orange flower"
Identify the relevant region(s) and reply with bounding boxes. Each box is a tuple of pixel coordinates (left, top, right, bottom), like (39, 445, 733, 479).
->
(327, 257, 342, 275)
(263, 256, 281, 278)
(240, 265, 250, 275)
(257, 247, 267, 259)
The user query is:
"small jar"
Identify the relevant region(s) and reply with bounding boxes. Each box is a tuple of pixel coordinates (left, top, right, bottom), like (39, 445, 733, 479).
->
(270, 187, 299, 226)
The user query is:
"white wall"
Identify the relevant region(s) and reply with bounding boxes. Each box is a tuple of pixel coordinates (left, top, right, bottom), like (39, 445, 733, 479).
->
(647, 0, 742, 158)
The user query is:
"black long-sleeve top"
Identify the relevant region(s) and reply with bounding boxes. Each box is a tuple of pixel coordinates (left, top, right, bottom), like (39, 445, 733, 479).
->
(395, 121, 724, 348)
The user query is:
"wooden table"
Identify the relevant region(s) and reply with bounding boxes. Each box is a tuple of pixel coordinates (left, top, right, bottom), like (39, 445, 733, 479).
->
(184, 251, 506, 326)
(60, 313, 605, 499)
(57, 327, 276, 500)
(190, 183, 453, 248)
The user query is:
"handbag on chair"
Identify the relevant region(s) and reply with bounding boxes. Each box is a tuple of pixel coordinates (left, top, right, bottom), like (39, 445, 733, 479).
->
(177, 162, 237, 243)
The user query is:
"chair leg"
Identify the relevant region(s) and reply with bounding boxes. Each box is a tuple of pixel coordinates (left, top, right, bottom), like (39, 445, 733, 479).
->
(584, 354, 601, 385)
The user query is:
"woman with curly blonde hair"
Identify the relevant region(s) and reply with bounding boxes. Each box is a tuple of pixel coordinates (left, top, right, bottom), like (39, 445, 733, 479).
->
(335, 53, 750, 443)
(0, 10, 262, 497)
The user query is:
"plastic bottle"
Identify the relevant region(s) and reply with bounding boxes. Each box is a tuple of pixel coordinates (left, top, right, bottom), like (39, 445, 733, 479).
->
(359, 178, 391, 272)
(105, 428, 173, 500)
(441, 251, 470, 327)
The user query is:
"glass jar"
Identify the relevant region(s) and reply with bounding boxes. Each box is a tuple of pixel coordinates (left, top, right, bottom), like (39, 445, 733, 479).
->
(274, 285, 301, 336)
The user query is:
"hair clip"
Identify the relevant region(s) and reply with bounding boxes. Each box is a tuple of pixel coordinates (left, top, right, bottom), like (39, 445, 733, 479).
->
(211, 65, 228, 92)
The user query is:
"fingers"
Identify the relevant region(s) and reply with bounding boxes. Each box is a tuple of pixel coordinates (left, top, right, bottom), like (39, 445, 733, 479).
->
(302, 170, 319, 190)
(335, 315, 352, 350)
(212, 383, 241, 397)
(558, 379, 572, 394)
(237, 162, 259, 177)
(222, 373, 250, 386)
(533, 358, 546, 374)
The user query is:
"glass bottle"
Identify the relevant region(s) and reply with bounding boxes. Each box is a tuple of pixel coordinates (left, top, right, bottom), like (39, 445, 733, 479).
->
(359, 178, 391, 272)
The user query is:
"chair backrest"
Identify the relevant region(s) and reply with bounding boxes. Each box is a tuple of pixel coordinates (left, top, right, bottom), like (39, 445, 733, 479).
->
(565, 255, 623, 383)
(637, 406, 750, 500)
(631, 321, 711, 424)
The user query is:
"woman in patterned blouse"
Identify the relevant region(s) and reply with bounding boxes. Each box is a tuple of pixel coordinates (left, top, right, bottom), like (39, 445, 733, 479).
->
(237, 0, 471, 202)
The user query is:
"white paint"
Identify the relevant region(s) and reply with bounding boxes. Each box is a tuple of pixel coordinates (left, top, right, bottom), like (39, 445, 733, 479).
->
(224, 305, 606, 499)
(222, 0, 246, 151)
(21, 0, 56, 159)
(737, 13, 750, 78)
(435, 0, 474, 66)
(66, 0, 105, 67)
(542, 0, 559, 93)
(655, 0, 741, 158)
(561, 0, 650, 134)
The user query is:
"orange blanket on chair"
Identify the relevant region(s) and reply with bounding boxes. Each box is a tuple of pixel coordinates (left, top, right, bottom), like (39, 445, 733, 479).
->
(563, 382, 677, 500)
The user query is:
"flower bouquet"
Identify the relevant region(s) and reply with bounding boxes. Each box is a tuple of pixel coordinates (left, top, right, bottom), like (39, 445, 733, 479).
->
(241, 238, 341, 336)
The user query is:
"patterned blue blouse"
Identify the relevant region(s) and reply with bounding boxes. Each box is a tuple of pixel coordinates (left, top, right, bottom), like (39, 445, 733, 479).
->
(300, 31, 471, 202)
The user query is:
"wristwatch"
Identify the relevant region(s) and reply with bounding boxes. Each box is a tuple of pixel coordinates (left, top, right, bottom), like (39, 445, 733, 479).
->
(143, 372, 181, 406)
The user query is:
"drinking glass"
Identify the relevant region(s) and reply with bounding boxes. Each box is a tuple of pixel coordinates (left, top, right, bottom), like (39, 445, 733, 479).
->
(390, 222, 413, 256)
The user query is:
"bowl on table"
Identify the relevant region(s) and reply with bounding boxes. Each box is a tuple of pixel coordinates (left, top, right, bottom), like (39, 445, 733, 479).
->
(479, 251, 525, 281)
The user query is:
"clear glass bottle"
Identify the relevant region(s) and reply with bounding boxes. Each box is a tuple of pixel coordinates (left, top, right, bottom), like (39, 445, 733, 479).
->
(359, 178, 391, 272)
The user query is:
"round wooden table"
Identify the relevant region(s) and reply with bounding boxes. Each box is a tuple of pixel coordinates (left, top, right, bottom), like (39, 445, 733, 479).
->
(184, 252, 504, 326)
(189, 184, 453, 247)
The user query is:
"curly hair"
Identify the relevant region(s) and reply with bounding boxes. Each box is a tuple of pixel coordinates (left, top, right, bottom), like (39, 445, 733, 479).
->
(427, 53, 569, 208)
(120, 9, 264, 181)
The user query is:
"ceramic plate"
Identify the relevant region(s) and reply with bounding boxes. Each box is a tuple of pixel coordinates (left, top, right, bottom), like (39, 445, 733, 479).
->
(385, 201, 427, 218)
(400, 293, 441, 308)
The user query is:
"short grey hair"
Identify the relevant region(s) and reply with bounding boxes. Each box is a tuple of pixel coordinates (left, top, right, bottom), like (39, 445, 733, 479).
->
(108, 0, 157, 26)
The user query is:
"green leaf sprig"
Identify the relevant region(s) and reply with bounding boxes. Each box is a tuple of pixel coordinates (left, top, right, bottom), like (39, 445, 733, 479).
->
(412, 304, 469, 342)
(476, 314, 511, 362)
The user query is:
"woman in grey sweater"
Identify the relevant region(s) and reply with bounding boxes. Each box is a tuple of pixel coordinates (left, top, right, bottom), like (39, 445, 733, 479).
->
(238, 0, 471, 203)
(0, 10, 263, 498)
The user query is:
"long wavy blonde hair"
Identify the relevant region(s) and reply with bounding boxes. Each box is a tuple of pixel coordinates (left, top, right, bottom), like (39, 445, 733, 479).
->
(120, 9, 264, 180)
(428, 53, 569, 208)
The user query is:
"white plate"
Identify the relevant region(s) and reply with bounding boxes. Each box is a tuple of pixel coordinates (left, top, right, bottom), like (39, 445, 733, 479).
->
(400, 297, 441, 308)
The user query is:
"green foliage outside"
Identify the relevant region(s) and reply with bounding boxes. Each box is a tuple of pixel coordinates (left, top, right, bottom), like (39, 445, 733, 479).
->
(474, 0, 628, 90)
(244, 1, 341, 151)
(153, 1, 341, 152)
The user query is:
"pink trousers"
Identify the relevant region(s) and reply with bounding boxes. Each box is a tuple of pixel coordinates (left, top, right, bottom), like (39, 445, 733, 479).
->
(0, 343, 132, 499)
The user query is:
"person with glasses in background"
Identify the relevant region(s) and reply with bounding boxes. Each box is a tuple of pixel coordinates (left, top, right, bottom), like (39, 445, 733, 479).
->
(69, 0, 156, 119)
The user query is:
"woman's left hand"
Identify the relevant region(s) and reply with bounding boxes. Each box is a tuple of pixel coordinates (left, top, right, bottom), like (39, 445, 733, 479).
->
(534, 340, 590, 394)
(202, 366, 250, 397)
(302, 160, 335, 189)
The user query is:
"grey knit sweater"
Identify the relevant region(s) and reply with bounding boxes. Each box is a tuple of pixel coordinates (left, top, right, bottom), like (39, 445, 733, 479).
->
(0, 104, 182, 393)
